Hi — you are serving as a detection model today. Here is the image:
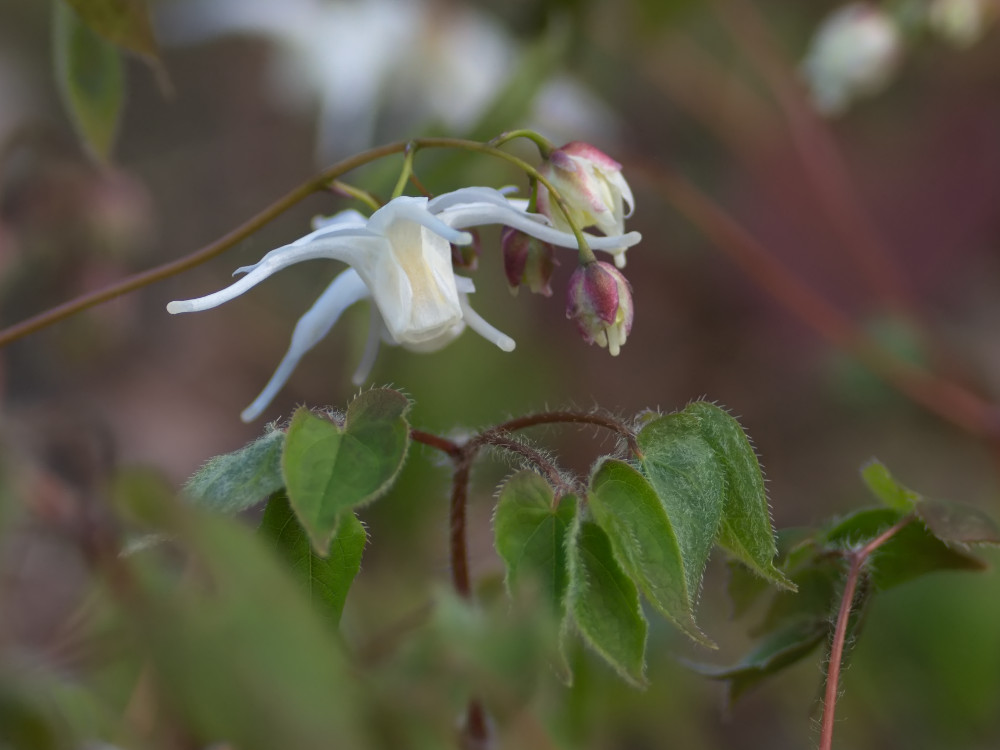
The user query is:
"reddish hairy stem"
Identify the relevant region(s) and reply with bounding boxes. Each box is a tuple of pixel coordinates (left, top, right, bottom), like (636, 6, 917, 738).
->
(490, 411, 642, 458)
(449, 463, 473, 599)
(820, 516, 913, 750)
(410, 429, 462, 459)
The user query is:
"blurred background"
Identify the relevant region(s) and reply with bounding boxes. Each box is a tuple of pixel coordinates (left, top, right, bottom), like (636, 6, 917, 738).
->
(1, 0, 1000, 748)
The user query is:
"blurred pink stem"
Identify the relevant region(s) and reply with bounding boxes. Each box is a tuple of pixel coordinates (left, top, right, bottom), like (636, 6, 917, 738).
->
(713, 0, 916, 319)
(636, 163, 1000, 440)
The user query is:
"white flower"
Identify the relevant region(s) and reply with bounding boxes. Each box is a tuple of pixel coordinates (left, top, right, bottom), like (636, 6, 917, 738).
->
(168, 187, 642, 422)
(801, 3, 902, 115)
(155, 0, 621, 162)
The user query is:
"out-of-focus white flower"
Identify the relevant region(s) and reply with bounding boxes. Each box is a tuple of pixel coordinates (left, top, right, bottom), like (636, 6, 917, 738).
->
(168, 187, 642, 421)
(801, 3, 903, 115)
(156, 0, 619, 161)
(928, 0, 996, 47)
(536, 142, 635, 268)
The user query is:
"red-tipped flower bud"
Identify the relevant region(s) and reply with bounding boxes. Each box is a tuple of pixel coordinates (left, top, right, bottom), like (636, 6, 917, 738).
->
(566, 261, 634, 356)
(501, 226, 558, 297)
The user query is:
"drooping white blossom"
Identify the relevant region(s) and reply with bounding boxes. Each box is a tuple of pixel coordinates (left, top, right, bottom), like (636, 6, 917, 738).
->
(168, 187, 642, 421)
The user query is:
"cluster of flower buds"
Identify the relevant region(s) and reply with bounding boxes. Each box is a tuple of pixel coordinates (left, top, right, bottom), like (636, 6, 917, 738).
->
(169, 140, 639, 421)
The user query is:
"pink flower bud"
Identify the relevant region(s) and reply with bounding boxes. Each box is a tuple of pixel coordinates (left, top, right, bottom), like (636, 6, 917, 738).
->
(501, 226, 558, 297)
(566, 261, 634, 356)
(537, 141, 634, 268)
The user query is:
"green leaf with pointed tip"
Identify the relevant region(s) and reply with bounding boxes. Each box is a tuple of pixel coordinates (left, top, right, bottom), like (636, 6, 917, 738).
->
(259, 493, 366, 628)
(54, 1, 124, 162)
(62, 0, 162, 63)
(636, 411, 727, 600)
(588, 458, 713, 647)
(916, 498, 1000, 546)
(861, 460, 920, 511)
(567, 518, 648, 686)
(683, 401, 793, 589)
(184, 428, 285, 513)
(824, 508, 987, 589)
(493, 471, 576, 614)
(687, 619, 828, 705)
(282, 390, 410, 554)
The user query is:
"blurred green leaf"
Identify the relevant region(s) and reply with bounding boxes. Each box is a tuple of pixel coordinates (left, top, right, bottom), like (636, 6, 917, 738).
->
(259, 492, 367, 628)
(861, 459, 920, 511)
(916, 498, 1000, 546)
(494, 471, 576, 614)
(637, 411, 726, 600)
(755, 554, 845, 636)
(684, 401, 792, 588)
(53, 1, 124, 162)
(687, 619, 828, 704)
(0, 678, 64, 750)
(282, 389, 410, 554)
(126, 506, 365, 750)
(184, 427, 285, 513)
(409, 589, 559, 721)
(61, 0, 161, 62)
(588, 458, 713, 647)
(726, 560, 772, 619)
(567, 518, 648, 686)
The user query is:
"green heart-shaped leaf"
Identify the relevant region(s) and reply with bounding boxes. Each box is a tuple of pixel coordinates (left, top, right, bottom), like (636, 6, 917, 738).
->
(493, 471, 577, 615)
(259, 493, 367, 628)
(282, 389, 410, 553)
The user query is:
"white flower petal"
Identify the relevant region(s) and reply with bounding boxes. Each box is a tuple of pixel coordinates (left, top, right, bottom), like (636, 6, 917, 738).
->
(168, 236, 382, 314)
(438, 202, 642, 253)
(368, 195, 473, 245)
(352, 305, 387, 386)
(241, 268, 370, 422)
(459, 295, 515, 352)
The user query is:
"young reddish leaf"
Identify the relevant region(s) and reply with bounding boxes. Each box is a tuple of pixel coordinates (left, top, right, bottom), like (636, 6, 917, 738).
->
(282, 389, 410, 554)
(916, 498, 1000, 546)
(860, 459, 920, 511)
(259, 493, 367, 628)
(493, 471, 577, 614)
(636, 412, 727, 601)
(683, 401, 793, 590)
(824, 508, 987, 590)
(567, 518, 648, 686)
(54, 1, 124, 162)
(184, 428, 285, 513)
(588, 458, 714, 647)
